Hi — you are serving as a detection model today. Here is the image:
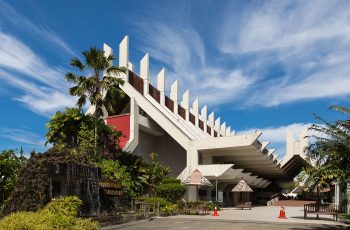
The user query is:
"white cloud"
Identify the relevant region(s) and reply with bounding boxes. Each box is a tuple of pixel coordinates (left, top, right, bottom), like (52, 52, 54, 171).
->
(0, 0, 75, 56)
(0, 128, 46, 146)
(134, 22, 256, 107)
(238, 122, 322, 158)
(0, 33, 76, 116)
(219, 0, 350, 107)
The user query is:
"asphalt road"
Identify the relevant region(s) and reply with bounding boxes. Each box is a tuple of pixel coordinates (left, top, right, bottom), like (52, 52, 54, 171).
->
(102, 218, 350, 230)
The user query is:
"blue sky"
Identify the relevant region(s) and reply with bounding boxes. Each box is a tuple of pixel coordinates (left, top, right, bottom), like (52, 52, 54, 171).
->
(0, 0, 349, 156)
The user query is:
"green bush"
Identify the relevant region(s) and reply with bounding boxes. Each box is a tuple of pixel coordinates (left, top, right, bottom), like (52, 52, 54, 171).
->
(185, 201, 215, 211)
(161, 178, 181, 184)
(43, 196, 82, 217)
(155, 182, 186, 203)
(160, 204, 178, 214)
(138, 197, 170, 207)
(0, 196, 98, 230)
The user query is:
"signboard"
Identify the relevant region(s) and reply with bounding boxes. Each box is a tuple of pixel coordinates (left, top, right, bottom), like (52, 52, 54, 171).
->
(218, 190, 223, 203)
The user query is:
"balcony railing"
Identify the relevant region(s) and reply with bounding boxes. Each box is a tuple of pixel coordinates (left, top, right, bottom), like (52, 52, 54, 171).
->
(129, 71, 144, 95)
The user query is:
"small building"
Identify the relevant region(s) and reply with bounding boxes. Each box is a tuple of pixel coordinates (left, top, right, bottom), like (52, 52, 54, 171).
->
(88, 36, 311, 205)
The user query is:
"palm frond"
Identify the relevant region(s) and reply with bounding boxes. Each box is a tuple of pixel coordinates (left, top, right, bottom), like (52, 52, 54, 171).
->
(70, 58, 85, 71)
(329, 105, 350, 115)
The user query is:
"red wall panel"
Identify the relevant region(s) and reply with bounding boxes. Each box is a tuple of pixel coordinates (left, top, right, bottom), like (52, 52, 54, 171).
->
(106, 114, 130, 149)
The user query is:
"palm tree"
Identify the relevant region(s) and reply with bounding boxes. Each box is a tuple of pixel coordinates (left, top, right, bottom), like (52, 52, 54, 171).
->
(308, 106, 350, 182)
(65, 47, 126, 156)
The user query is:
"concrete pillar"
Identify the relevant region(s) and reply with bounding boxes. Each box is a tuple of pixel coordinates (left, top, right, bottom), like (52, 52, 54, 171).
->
(192, 98, 199, 127)
(119, 36, 129, 82)
(286, 130, 295, 156)
(299, 129, 308, 157)
(226, 127, 231, 136)
(220, 122, 226, 136)
(140, 53, 150, 95)
(201, 106, 207, 132)
(170, 80, 178, 114)
(182, 90, 190, 121)
(214, 117, 221, 137)
(208, 112, 215, 137)
(187, 186, 197, 202)
(128, 62, 133, 71)
(157, 68, 166, 106)
(103, 43, 113, 65)
(335, 182, 340, 207)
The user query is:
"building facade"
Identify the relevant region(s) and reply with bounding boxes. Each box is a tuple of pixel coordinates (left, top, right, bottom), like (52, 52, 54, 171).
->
(88, 36, 311, 205)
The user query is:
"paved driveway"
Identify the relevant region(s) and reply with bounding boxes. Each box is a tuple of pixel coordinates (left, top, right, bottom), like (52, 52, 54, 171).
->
(168, 206, 342, 225)
(103, 218, 349, 230)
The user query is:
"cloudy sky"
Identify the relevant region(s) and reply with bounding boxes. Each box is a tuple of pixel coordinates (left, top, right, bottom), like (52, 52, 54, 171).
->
(0, 0, 349, 156)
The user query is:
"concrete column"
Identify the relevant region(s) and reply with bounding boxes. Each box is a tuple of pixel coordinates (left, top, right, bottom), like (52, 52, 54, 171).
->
(128, 62, 133, 71)
(299, 129, 308, 157)
(182, 90, 190, 121)
(201, 106, 207, 132)
(157, 68, 166, 106)
(103, 43, 113, 65)
(214, 117, 221, 137)
(226, 127, 231, 136)
(140, 53, 150, 95)
(186, 148, 199, 202)
(192, 98, 199, 127)
(170, 80, 178, 114)
(187, 186, 197, 202)
(208, 112, 215, 137)
(220, 122, 226, 136)
(335, 182, 340, 207)
(286, 130, 294, 156)
(119, 36, 129, 82)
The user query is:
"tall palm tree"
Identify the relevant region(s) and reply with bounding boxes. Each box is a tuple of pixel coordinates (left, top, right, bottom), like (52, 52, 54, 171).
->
(65, 47, 126, 157)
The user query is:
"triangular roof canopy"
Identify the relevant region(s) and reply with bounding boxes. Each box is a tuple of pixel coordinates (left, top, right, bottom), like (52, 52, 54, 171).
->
(183, 169, 212, 186)
(231, 178, 253, 192)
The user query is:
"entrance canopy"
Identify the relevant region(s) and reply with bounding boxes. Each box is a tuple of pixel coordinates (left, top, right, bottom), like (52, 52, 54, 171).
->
(183, 169, 212, 187)
(232, 178, 253, 192)
(178, 165, 271, 189)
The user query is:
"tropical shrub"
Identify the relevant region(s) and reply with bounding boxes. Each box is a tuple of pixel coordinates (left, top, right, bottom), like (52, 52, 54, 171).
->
(160, 204, 178, 215)
(0, 149, 27, 207)
(0, 196, 98, 230)
(155, 178, 186, 203)
(43, 196, 82, 217)
(138, 197, 170, 207)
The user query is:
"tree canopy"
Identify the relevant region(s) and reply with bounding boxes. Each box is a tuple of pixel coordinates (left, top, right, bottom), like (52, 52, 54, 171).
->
(0, 149, 27, 206)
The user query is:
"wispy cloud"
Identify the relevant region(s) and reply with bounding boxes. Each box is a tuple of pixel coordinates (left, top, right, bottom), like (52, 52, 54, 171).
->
(134, 22, 256, 107)
(0, 0, 75, 56)
(0, 32, 76, 116)
(219, 0, 350, 107)
(238, 122, 321, 157)
(0, 128, 46, 146)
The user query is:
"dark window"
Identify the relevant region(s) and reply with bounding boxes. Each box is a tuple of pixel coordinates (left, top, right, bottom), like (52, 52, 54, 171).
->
(52, 181, 61, 198)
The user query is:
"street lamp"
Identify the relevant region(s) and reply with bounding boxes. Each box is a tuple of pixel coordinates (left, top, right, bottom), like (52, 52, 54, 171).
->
(214, 174, 218, 204)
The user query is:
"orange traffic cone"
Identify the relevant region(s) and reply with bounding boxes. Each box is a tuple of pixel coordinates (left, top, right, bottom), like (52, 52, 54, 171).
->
(278, 206, 287, 219)
(212, 206, 219, 216)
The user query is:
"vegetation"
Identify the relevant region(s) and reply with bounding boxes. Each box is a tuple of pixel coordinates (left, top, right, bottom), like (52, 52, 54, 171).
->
(46, 107, 122, 161)
(1, 148, 91, 215)
(141, 153, 171, 195)
(65, 47, 125, 157)
(304, 106, 350, 203)
(0, 149, 27, 207)
(138, 197, 170, 207)
(0, 46, 173, 221)
(155, 178, 186, 203)
(0, 196, 98, 230)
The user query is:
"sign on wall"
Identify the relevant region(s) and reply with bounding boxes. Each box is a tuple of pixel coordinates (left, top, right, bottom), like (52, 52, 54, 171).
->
(218, 190, 223, 203)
